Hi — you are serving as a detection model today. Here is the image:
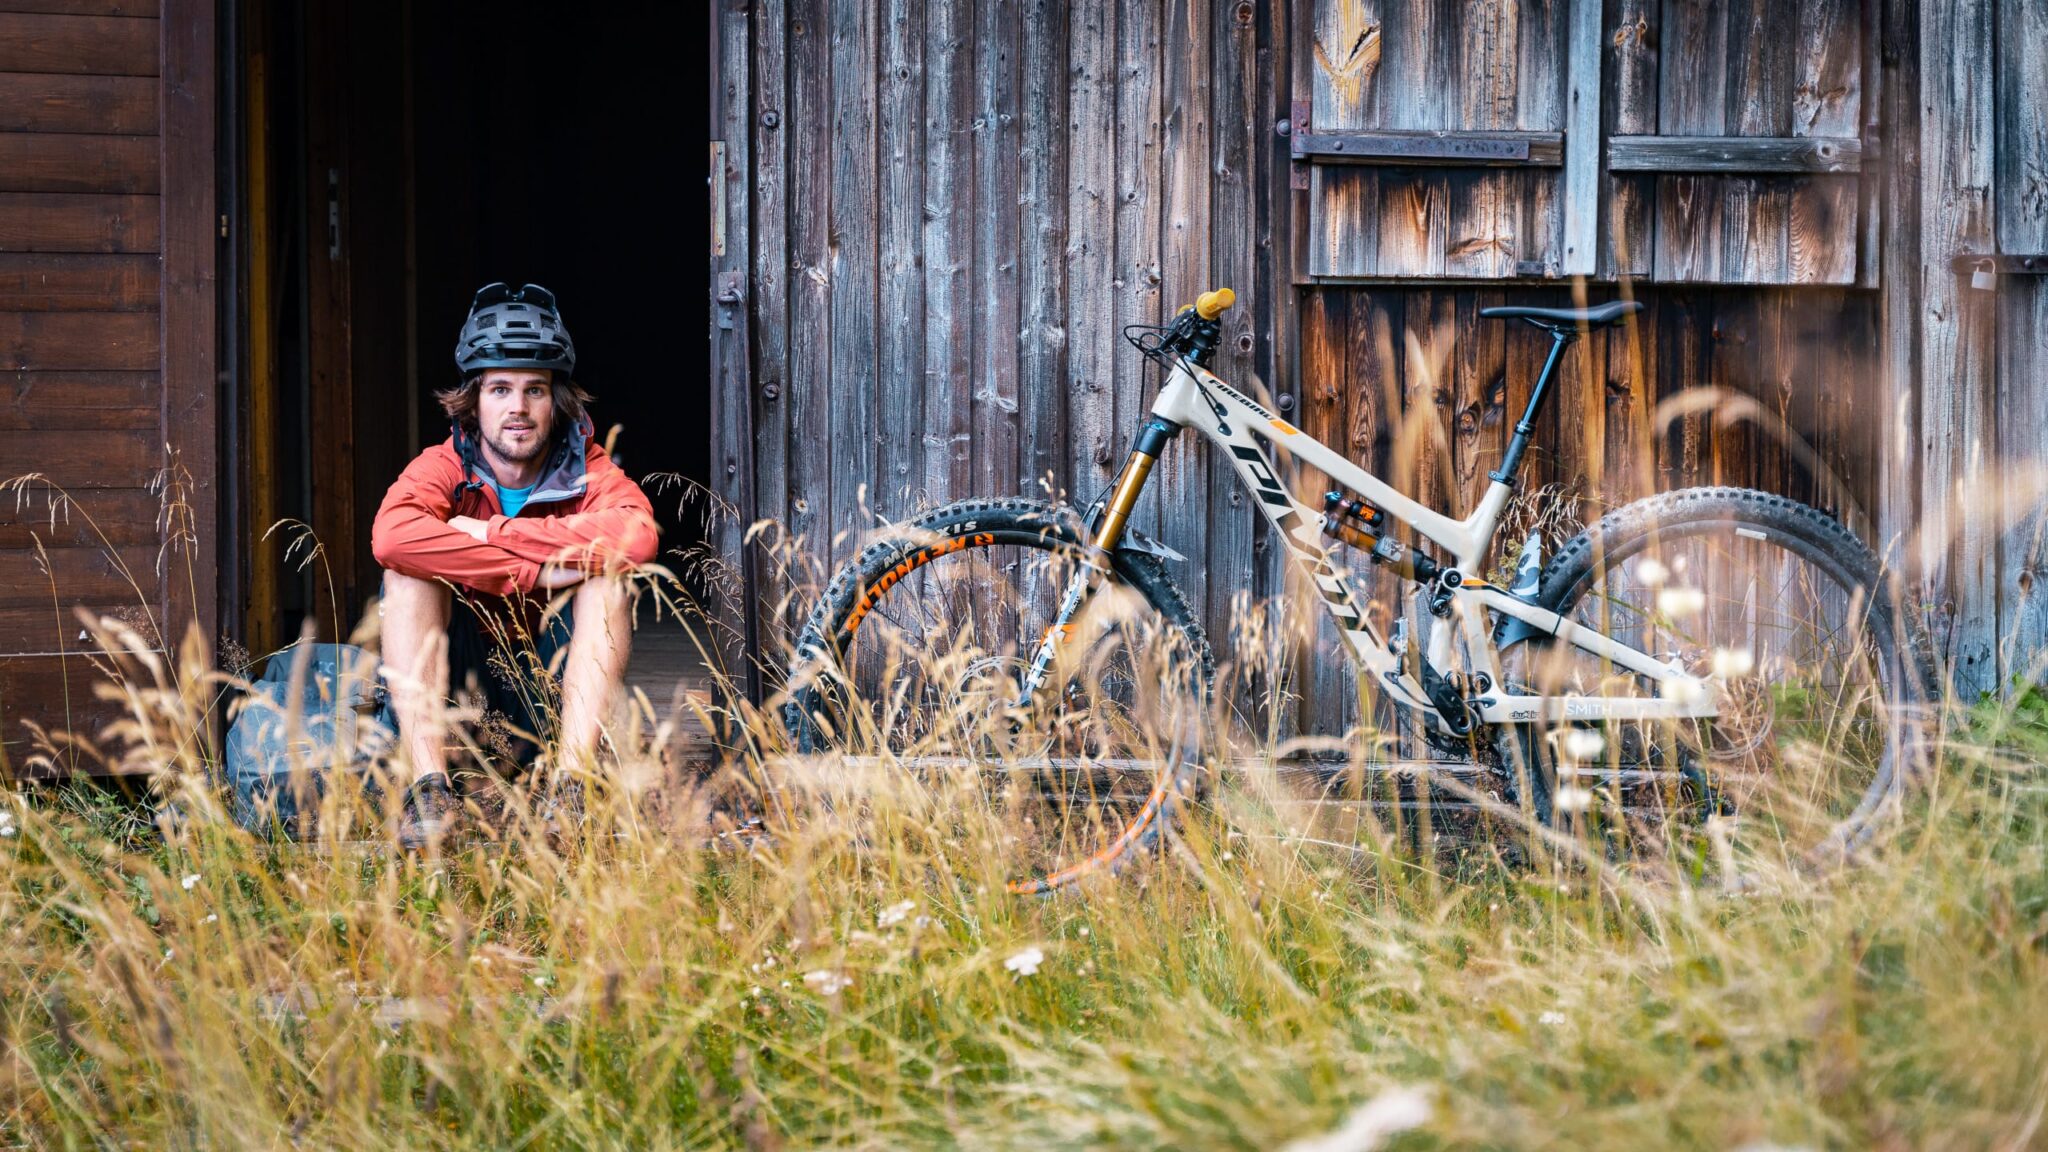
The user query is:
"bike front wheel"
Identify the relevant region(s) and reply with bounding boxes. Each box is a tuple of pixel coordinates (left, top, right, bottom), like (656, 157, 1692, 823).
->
(784, 498, 1214, 893)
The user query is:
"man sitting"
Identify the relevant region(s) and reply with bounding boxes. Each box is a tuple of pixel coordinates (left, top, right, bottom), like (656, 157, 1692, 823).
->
(370, 282, 658, 847)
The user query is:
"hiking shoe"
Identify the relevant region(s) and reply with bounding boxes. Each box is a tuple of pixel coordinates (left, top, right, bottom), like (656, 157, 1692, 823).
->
(396, 773, 461, 850)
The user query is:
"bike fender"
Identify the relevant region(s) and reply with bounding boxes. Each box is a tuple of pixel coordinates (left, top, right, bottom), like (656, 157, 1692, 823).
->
(1115, 527, 1187, 564)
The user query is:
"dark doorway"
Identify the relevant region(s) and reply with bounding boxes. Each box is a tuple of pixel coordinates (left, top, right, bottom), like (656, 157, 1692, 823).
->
(242, 0, 708, 662)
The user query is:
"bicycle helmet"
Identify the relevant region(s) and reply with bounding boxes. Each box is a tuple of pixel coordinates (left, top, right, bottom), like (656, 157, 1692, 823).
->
(454, 282, 576, 378)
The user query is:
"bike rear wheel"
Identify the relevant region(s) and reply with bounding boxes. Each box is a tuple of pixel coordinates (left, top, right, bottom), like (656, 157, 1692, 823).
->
(1517, 487, 1932, 861)
(785, 499, 1213, 893)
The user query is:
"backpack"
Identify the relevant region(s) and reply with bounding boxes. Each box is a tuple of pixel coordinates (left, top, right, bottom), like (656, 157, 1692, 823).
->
(224, 642, 396, 832)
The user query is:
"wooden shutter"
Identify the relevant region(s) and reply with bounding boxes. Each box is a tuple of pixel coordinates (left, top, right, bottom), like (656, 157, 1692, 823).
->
(1300, 0, 1872, 286)
(1602, 0, 1868, 284)
(1303, 0, 1573, 279)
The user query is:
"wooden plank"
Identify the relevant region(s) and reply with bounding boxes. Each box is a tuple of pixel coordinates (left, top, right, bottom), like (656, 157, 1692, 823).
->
(1309, 165, 1379, 276)
(828, 0, 879, 564)
(1375, 172, 1449, 276)
(1601, 294, 1654, 507)
(1608, 135, 1862, 172)
(1309, 0, 1380, 131)
(1999, 279, 2048, 683)
(1652, 176, 1723, 282)
(0, 486, 161, 548)
(1917, 0, 1997, 694)
(1725, 0, 1792, 136)
(1793, 0, 1863, 138)
(1872, 0, 1920, 578)
(1658, 0, 1726, 135)
(0, 369, 154, 429)
(1296, 287, 1349, 741)
(0, 1, 158, 17)
(0, 602, 141, 652)
(1346, 290, 1398, 736)
(0, 12, 156, 74)
(1450, 289, 1507, 514)
(1997, 0, 2048, 682)
(0, 655, 129, 771)
(0, 428, 158, 487)
(1292, 129, 1563, 165)
(160, 0, 215, 659)
(0, 310, 156, 369)
(1264, 0, 1301, 615)
(1560, 0, 1601, 275)
(0, 252, 156, 309)
(0, 132, 158, 193)
(1600, 0, 1658, 279)
(876, 0, 924, 516)
(1111, 0, 1161, 517)
(0, 192, 156, 251)
(1552, 290, 1609, 505)
(784, 0, 832, 568)
(0, 73, 155, 134)
(971, 0, 1021, 500)
(1206, 0, 1260, 669)
(1017, 0, 1067, 502)
(1154, 0, 1211, 619)
(0, 544, 162, 609)
(713, 0, 756, 697)
(1719, 178, 1791, 282)
(1785, 174, 1857, 283)
(1064, 0, 1115, 498)
(750, 0, 790, 651)
(923, 0, 974, 505)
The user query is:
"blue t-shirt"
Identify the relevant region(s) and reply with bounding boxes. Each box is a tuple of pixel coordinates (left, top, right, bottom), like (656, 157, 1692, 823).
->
(495, 480, 537, 518)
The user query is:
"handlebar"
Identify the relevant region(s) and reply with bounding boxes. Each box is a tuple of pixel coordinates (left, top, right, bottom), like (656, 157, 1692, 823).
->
(1195, 287, 1235, 320)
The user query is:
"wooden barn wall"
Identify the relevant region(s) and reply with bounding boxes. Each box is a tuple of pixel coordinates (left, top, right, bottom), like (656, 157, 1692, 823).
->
(716, 0, 1303, 667)
(713, 0, 2047, 710)
(0, 0, 217, 771)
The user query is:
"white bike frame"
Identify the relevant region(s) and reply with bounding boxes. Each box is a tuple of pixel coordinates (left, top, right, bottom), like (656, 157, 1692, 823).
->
(1143, 358, 1719, 728)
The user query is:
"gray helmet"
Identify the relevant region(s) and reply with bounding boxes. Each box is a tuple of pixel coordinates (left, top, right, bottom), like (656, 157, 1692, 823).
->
(454, 282, 576, 377)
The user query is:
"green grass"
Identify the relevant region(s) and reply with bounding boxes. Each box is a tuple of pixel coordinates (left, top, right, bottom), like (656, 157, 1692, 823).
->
(2, 610, 2046, 1150)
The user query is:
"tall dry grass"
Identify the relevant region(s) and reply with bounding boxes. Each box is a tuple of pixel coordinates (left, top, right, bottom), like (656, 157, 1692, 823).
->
(0, 456, 2044, 1149)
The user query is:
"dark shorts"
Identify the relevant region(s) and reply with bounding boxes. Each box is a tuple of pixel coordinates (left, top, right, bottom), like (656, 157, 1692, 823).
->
(382, 577, 576, 768)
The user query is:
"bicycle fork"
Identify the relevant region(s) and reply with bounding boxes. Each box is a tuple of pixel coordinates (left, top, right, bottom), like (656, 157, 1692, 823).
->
(1014, 417, 1182, 705)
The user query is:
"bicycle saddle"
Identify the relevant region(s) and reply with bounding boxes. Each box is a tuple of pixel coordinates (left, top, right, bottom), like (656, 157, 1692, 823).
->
(1479, 300, 1644, 329)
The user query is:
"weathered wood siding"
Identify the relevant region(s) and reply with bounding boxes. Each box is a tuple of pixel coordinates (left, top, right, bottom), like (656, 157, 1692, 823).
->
(719, 0, 1301, 661)
(714, 0, 2048, 711)
(0, 0, 217, 769)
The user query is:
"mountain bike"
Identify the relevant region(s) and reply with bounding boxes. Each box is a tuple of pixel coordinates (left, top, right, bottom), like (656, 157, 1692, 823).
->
(785, 289, 1932, 894)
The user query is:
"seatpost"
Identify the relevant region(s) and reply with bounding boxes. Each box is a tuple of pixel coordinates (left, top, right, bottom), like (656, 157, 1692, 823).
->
(1488, 327, 1574, 487)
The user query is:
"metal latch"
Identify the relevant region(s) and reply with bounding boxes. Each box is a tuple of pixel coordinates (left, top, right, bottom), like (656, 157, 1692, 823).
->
(1953, 253, 2048, 290)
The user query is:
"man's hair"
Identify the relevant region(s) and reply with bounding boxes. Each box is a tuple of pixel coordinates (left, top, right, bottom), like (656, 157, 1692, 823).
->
(436, 372, 595, 441)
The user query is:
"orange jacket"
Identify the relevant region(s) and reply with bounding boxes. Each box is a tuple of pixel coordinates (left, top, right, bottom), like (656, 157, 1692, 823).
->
(370, 418, 659, 596)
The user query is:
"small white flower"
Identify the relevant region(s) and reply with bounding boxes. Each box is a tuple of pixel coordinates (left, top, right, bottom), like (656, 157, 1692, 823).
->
(802, 969, 852, 995)
(0, 811, 15, 839)
(1539, 1010, 1566, 1027)
(1655, 587, 1706, 618)
(1635, 558, 1669, 587)
(181, 873, 201, 890)
(163, 948, 174, 960)
(750, 986, 763, 997)
(1711, 647, 1755, 678)
(1562, 729, 1606, 759)
(203, 913, 218, 924)
(1220, 851, 1233, 862)
(1077, 926, 1088, 937)
(1667, 677, 1709, 705)
(877, 900, 915, 928)
(1553, 786, 1595, 814)
(532, 975, 550, 988)
(1004, 946, 1045, 977)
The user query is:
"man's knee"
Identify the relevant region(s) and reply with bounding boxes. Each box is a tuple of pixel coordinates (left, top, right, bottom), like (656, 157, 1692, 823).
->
(380, 569, 452, 620)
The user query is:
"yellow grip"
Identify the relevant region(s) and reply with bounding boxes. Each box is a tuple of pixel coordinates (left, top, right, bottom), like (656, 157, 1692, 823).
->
(1195, 287, 1236, 320)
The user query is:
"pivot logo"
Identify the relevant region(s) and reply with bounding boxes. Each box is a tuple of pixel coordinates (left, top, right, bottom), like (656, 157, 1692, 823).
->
(1228, 442, 1370, 633)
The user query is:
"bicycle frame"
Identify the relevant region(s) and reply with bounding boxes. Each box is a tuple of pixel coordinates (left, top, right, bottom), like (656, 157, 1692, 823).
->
(1046, 356, 1720, 731)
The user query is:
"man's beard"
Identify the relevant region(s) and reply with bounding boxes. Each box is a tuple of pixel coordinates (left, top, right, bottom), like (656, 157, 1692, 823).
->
(485, 420, 550, 465)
